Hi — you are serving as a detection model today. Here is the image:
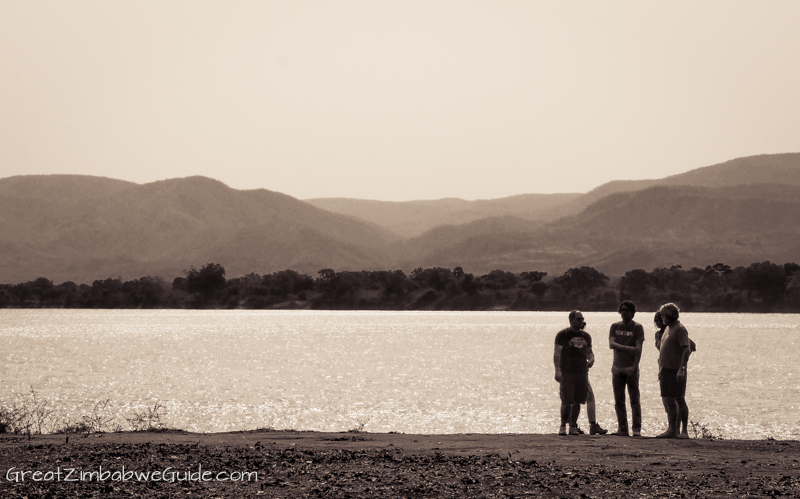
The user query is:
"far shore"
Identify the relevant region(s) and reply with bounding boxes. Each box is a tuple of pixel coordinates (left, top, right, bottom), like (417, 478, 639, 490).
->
(2, 430, 798, 497)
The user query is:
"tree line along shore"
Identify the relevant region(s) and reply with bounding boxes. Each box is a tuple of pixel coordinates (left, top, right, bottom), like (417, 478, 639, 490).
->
(2, 260, 798, 313)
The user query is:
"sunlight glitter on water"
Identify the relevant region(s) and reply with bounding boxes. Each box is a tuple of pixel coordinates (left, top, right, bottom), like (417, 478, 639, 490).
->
(1, 310, 799, 439)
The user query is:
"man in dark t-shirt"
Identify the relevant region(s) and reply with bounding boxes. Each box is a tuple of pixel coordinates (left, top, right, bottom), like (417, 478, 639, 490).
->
(554, 310, 594, 436)
(608, 300, 645, 436)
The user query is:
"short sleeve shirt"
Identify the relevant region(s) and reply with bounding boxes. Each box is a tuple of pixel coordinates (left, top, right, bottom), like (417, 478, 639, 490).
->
(659, 323, 690, 370)
(555, 327, 592, 374)
(609, 320, 645, 368)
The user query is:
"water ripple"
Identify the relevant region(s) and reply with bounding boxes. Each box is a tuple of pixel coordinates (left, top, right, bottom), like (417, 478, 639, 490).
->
(1, 310, 798, 439)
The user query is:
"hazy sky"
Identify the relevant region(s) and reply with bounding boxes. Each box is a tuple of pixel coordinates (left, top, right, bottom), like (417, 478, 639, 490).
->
(2, 1, 799, 201)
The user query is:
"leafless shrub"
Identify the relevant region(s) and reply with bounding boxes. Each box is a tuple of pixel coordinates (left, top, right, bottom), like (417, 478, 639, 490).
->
(689, 420, 724, 440)
(0, 387, 57, 440)
(0, 406, 23, 434)
(348, 418, 369, 433)
(127, 401, 167, 431)
(82, 398, 118, 433)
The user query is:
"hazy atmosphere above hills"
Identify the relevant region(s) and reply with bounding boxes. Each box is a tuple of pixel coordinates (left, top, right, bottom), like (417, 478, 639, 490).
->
(3, 3, 800, 284)
(2, 2, 800, 201)
(2, 153, 800, 284)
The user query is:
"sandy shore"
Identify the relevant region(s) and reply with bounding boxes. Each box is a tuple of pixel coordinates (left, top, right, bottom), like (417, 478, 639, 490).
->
(2, 430, 798, 498)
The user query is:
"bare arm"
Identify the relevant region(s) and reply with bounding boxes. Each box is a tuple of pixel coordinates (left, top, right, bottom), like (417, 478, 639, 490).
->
(587, 346, 595, 369)
(676, 325, 691, 380)
(608, 324, 619, 350)
(554, 344, 563, 382)
(632, 339, 643, 369)
(632, 324, 644, 368)
(677, 345, 691, 380)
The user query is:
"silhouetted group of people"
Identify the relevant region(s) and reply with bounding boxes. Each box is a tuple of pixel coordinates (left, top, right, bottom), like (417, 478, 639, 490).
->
(553, 301, 695, 438)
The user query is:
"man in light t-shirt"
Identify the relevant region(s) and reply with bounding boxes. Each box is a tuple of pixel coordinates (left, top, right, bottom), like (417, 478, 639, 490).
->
(608, 300, 645, 437)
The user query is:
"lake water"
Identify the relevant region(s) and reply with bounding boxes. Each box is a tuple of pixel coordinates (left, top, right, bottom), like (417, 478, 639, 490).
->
(1, 310, 798, 439)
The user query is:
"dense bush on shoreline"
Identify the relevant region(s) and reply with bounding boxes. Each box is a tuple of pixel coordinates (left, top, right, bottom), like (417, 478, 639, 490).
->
(1, 261, 799, 313)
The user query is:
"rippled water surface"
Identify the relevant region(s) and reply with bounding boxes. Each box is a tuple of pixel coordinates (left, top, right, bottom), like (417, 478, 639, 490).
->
(2, 310, 798, 439)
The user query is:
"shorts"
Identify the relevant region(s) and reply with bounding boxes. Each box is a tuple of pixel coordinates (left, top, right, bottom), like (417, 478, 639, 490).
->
(560, 372, 589, 404)
(659, 368, 687, 398)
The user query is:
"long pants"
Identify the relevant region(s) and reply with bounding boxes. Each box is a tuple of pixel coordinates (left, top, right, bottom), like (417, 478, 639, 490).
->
(612, 368, 641, 431)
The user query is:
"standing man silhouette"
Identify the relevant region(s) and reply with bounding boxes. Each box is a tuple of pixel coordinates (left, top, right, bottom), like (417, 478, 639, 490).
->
(554, 310, 594, 435)
(608, 300, 644, 436)
(656, 303, 692, 438)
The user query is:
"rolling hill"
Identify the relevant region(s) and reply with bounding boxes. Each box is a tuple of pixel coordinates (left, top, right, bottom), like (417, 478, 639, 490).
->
(305, 193, 581, 237)
(2, 152, 799, 284)
(393, 183, 800, 275)
(553, 152, 800, 217)
(308, 153, 800, 237)
(0, 175, 397, 284)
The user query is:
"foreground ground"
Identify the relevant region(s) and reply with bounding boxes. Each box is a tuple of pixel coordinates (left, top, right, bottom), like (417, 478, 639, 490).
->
(1, 430, 798, 498)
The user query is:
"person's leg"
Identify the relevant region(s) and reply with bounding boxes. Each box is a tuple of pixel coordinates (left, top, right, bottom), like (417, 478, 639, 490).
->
(629, 369, 642, 435)
(657, 368, 679, 438)
(676, 397, 689, 438)
(586, 382, 607, 434)
(568, 374, 587, 435)
(611, 372, 629, 435)
(586, 382, 596, 423)
(676, 371, 689, 437)
(569, 403, 581, 434)
(657, 397, 678, 438)
(559, 381, 571, 435)
(560, 403, 571, 426)
(670, 400, 680, 436)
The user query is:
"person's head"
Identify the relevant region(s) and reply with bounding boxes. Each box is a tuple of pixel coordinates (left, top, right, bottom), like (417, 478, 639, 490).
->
(568, 310, 586, 331)
(654, 310, 665, 330)
(658, 303, 680, 325)
(618, 300, 636, 321)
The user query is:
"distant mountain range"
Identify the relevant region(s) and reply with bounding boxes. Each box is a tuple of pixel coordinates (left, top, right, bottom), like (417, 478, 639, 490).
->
(308, 152, 800, 235)
(0, 175, 395, 283)
(305, 193, 580, 238)
(394, 182, 800, 276)
(2, 152, 799, 284)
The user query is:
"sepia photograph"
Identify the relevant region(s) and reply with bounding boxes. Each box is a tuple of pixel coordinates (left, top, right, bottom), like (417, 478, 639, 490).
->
(2, 1, 799, 497)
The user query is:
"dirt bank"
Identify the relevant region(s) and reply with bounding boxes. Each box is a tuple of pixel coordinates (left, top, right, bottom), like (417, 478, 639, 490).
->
(1, 430, 798, 498)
